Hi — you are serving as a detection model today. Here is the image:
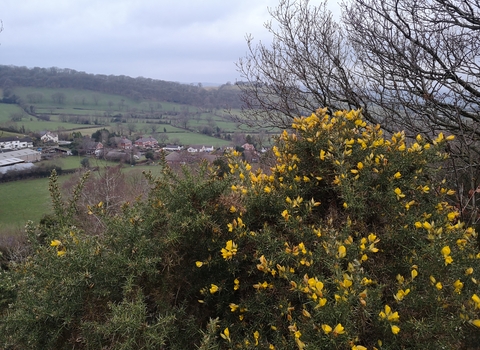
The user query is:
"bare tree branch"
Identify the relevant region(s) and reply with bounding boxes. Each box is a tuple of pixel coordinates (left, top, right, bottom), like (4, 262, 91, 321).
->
(237, 0, 480, 224)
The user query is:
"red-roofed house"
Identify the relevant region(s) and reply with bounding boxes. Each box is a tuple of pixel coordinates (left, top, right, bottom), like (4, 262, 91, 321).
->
(120, 137, 132, 150)
(135, 136, 158, 148)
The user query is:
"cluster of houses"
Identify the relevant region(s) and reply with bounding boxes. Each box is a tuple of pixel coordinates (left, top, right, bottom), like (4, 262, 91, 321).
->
(0, 130, 265, 172)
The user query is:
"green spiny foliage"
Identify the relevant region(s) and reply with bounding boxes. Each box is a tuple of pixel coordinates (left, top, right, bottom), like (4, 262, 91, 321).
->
(0, 109, 479, 349)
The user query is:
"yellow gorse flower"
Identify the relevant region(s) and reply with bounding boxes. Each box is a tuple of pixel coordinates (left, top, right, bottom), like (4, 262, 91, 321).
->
(394, 187, 405, 200)
(333, 323, 345, 336)
(471, 320, 480, 328)
(253, 330, 260, 345)
(471, 294, 480, 309)
(321, 324, 332, 334)
(453, 279, 464, 294)
(209, 284, 219, 294)
(441, 246, 453, 266)
(221, 240, 238, 260)
(394, 288, 410, 302)
(441, 245, 451, 256)
(50, 239, 61, 247)
(233, 278, 240, 290)
(379, 304, 400, 322)
(220, 327, 231, 342)
(352, 346, 368, 350)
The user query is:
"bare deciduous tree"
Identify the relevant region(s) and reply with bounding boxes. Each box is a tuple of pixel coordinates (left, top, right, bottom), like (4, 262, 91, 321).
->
(237, 0, 365, 129)
(343, 0, 480, 224)
(237, 0, 480, 224)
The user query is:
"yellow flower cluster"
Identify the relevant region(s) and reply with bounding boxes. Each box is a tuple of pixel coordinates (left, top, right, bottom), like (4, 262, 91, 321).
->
(379, 305, 401, 334)
(300, 276, 327, 307)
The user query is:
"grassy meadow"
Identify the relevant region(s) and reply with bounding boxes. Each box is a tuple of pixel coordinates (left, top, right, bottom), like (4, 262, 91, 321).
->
(0, 177, 53, 230)
(0, 160, 166, 235)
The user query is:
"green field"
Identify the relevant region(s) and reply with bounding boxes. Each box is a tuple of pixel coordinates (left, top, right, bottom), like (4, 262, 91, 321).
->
(0, 160, 169, 231)
(41, 156, 123, 170)
(0, 87, 268, 147)
(0, 177, 53, 229)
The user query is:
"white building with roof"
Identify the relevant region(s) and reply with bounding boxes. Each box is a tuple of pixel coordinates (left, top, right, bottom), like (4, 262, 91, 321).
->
(0, 136, 33, 150)
(40, 131, 59, 143)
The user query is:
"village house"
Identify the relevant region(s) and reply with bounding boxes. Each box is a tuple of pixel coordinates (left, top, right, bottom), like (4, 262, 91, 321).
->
(119, 137, 132, 150)
(135, 136, 159, 148)
(165, 151, 183, 164)
(84, 140, 104, 156)
(40, 131, 59, 143)
(0, 136, 33, 150)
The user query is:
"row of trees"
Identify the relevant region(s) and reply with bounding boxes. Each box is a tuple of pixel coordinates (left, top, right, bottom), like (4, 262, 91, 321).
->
(237, 0, 480, 226)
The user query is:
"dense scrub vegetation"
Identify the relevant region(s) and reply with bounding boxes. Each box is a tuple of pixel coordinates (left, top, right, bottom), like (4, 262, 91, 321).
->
(0, 109, 479, 349)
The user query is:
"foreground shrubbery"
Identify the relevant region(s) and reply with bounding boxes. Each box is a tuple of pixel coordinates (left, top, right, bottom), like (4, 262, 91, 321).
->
(1, 108, 479, 349)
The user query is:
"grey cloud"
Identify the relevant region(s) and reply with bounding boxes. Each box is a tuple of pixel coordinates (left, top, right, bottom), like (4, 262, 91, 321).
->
(0, 0, 278, 83)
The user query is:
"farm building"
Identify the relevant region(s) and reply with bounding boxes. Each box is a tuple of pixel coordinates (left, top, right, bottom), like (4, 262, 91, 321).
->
(0, 149, 41, 163)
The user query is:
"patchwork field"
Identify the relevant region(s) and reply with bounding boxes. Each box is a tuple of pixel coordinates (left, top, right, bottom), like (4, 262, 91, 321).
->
(0, 87, 267, 147)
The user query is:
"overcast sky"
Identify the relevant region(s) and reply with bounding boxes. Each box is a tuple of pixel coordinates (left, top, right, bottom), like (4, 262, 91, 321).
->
(0, 0, 294, 84)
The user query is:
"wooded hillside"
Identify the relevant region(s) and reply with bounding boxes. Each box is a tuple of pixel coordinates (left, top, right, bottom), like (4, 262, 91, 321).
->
(0, 65, 243, 109)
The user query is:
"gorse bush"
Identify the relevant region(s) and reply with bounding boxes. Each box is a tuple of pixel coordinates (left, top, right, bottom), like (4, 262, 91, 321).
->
(0, 108, 479, 349)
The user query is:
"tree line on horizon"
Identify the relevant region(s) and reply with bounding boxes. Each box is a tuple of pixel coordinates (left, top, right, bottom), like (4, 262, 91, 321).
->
(0, 65, 243, 110)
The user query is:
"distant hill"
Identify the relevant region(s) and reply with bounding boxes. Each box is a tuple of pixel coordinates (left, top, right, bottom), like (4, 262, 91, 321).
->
(0, 65, 243, 110)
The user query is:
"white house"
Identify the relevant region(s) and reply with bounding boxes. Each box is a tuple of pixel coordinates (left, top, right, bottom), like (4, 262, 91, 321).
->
(40, 132, 59, 143)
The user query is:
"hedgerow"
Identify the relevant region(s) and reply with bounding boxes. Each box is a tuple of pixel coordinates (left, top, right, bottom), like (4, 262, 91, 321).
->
(0, 108, 479, 349)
